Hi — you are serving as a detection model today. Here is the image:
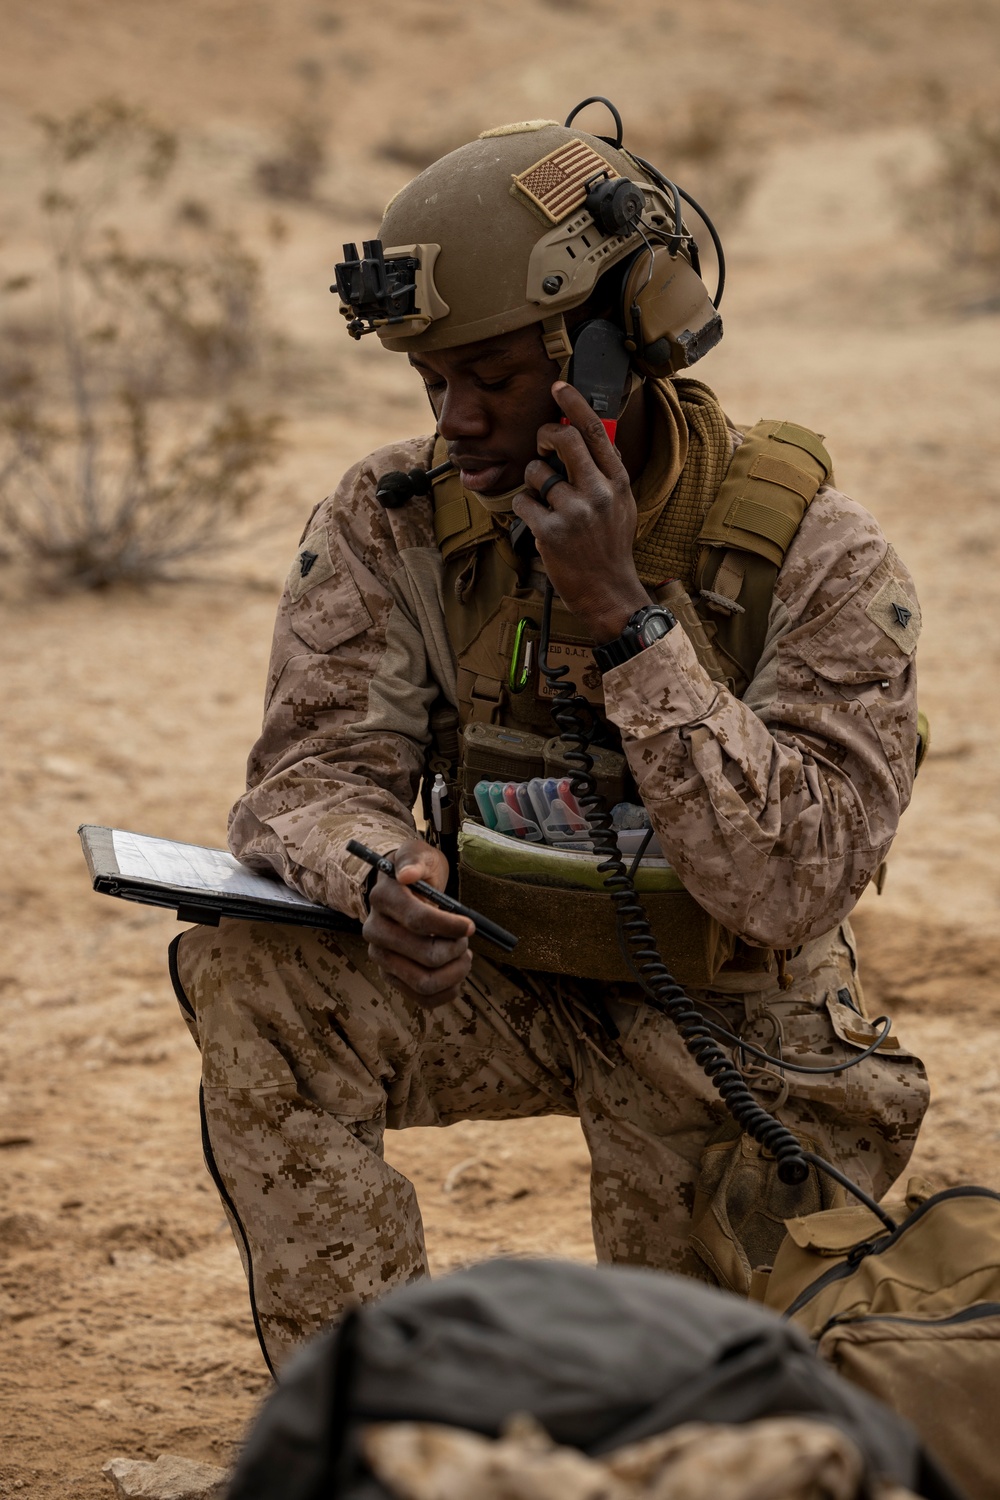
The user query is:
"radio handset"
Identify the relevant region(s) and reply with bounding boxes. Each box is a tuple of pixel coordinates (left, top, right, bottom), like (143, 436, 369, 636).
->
(563, 317, 632, 441)
(510, 317, 632, 558)
(544, 316, 631, 484)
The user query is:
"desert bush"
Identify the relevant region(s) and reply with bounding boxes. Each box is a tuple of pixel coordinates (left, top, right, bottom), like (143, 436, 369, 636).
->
(254, 113, 328, 202)
(0, 98, 283, 589)
(904, 111, 1000, 279)
(633, 93, 760, 228)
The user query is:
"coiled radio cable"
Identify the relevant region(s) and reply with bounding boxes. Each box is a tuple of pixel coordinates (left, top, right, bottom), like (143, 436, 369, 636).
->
(538, 578, 897, 1229)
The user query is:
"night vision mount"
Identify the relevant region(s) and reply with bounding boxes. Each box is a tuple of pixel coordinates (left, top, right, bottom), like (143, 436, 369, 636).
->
(332, 240, 448, 340)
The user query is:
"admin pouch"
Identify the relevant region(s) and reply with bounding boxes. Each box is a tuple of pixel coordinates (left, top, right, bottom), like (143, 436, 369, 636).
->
(760, 1182, 1000, 1500)
(432, 392, 835, 985)
(458, 857, 733, 984)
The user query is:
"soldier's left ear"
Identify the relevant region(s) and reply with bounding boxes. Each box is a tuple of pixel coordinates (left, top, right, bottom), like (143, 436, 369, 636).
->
(620, 244, 723, 378)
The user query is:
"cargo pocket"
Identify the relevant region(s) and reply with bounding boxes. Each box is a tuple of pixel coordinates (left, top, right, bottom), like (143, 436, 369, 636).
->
(689, 993, 928, 1297)
(819, 991, 925, 1127)
(689, 1120, 845, 1297)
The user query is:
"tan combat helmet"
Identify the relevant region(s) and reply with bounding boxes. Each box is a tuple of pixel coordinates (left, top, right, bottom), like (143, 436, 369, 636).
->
(333, 101, 724, 380)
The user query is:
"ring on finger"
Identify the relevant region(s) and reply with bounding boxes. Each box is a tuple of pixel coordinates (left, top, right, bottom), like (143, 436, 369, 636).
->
(538, 471, 563, 504)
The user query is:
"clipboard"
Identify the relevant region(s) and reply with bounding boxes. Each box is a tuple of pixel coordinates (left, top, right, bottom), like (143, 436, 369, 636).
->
(79, 824, 360, 932)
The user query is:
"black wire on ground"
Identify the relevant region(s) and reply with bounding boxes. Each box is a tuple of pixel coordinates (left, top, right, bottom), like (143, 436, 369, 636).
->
(538, 579, 897, 1230)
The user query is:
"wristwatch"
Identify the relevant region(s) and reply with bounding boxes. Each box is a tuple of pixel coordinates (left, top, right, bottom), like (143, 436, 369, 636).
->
(592, 604, 676, 674)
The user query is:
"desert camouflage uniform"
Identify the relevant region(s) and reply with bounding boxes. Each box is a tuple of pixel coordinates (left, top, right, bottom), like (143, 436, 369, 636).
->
(173, 403, 929, 1369)
(358, 1416, 917, 1500)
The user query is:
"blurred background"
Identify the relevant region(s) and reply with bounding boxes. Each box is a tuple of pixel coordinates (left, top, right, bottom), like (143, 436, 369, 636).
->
(2, 1, 999, 1494)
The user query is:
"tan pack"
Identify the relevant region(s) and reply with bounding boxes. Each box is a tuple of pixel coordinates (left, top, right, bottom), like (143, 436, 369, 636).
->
(761, 1184, 1000, 1500)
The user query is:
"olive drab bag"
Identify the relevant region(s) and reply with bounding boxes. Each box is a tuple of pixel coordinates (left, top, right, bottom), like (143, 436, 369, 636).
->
(759, 1181, 1000, 1500)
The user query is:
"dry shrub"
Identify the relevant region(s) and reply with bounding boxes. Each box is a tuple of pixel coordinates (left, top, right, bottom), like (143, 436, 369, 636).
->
(634, 93, 759, 228)
(0, 391, 281, 590)
(0, 98, 283, 589)
(905, 112, 1000, 281)
(86, 225, 264, 390)
(254, 113, 328, 202)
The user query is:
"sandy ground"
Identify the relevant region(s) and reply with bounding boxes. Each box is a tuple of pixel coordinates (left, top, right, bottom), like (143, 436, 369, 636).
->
(2, 3, 1000, 1495)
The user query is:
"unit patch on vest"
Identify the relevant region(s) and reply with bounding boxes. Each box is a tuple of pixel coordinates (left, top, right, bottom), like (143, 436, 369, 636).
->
(865, 577, 921, 654)
(536, 640, 605, 705)
(287, 528, 337, 603)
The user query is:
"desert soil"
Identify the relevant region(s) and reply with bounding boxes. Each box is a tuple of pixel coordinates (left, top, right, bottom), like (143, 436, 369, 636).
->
(2, 2, 1000, 1495)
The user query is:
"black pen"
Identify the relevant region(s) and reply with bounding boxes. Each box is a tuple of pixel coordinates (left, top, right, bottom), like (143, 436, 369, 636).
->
(347, 839, 518, 955)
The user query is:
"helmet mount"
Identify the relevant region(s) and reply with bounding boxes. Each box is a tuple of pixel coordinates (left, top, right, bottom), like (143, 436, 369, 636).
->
(582, 169, 645, 238)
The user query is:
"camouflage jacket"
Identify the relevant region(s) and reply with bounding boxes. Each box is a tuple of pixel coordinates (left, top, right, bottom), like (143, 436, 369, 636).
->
(228, 432, 920, 950)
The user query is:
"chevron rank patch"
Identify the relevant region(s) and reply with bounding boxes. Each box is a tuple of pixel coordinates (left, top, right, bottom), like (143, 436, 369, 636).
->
(865, 576, 921, 653)
(287, 527, 336, 602)
(511, 139, 617, 223)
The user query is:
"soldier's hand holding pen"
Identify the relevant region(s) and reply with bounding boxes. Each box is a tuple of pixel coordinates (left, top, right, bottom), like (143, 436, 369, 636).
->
(361, 838, 475, 1008)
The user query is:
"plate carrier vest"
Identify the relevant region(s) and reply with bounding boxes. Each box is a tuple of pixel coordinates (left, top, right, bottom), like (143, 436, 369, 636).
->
(428, 389, 839, 987)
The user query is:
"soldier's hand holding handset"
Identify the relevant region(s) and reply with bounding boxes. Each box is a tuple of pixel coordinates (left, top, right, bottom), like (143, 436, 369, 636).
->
(513, 381, 652, 643)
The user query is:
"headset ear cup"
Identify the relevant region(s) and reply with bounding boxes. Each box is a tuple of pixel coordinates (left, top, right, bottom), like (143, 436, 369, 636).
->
(622, 244, 722, 375)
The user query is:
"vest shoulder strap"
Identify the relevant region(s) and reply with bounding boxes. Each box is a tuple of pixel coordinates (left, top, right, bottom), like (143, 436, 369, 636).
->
(432, 438, 495, 561)
(693, 420, 833, 696)
(435, 417, 833, 571)
(696, 419, 833, 570)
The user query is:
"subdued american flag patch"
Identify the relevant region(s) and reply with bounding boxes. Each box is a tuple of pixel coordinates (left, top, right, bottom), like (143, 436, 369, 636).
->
(511, 139, 618, 223)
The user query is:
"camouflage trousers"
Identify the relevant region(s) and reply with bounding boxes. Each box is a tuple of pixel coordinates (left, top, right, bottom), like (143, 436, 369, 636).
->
(171, 918, 928, 1370)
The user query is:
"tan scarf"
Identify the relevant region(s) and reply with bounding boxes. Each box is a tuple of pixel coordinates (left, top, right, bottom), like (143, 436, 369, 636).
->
(632, 377, 734, 587)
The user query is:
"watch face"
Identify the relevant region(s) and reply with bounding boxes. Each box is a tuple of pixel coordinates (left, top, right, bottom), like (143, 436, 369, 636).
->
(638, 610, 673, 647)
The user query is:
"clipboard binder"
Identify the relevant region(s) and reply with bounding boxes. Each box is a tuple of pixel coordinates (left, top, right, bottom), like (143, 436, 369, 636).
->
(78, 824, 360, 933)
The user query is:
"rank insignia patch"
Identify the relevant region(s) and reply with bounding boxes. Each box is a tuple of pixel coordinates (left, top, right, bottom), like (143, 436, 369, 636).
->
(866, 576, 921, 653)
(287, 529, 336, 602)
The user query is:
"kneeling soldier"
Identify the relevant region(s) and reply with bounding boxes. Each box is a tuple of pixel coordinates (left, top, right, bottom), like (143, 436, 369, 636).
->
(172, 108, 929, 1371)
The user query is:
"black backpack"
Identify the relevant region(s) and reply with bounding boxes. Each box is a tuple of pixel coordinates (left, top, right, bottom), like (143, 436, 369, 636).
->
(225, 1258, 962, 1500)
